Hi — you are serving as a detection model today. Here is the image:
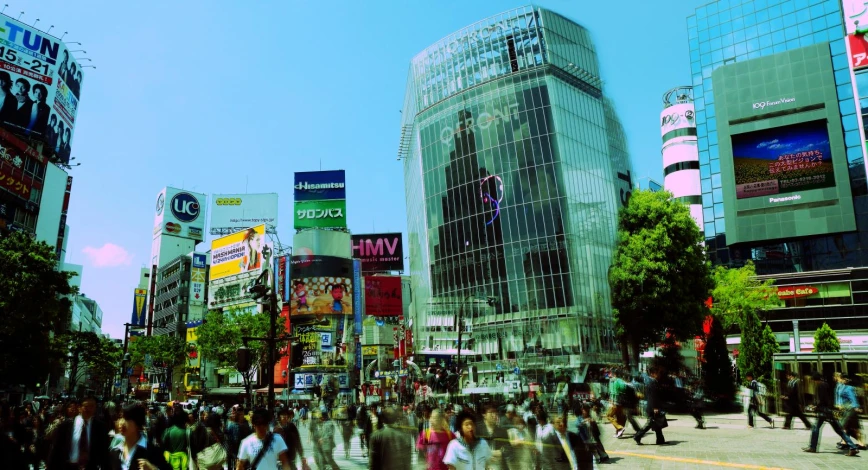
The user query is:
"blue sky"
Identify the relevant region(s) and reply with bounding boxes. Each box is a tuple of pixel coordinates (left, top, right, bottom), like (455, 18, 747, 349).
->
(22, 0, 705, 339)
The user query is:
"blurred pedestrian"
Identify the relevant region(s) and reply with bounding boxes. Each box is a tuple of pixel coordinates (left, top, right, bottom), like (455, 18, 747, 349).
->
(274, 408, 307, 470)
(803, 371, 859, 456)
(538, 412, 592, 470)
(782, 370, 811, 430)
(576, 402, 608, 463)
(108, 403, 171, 470)
(162, 409, 189, 470)
(225, 405, 252, 470)
(370, 407, 413, 470)
(417, 408, 453, 470)
(506, 414, 534, 470)
(358, 403, 373, 458)
(633, 368, 666, 446)
(312, 406, 340, 470)
(236, 408, 292, 470)
(443, 410, 491, 470)
(745, 373, 774, 429)
(47, 395, 111, 470)
(834, 373, 865, 451)
(476, 404, 511, 470)
(689, 378, 706, 429)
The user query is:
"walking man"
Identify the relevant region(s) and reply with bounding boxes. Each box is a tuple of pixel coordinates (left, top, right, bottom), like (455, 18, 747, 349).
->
(834, 372, 865, 450)
(369, 407, 413, 470)
(633, 368, 666, 446)
(236, 408, 292, 470)
(745, 373, 774, 428)
(803, 371, 860, 456)
(782, 370, 811, 430)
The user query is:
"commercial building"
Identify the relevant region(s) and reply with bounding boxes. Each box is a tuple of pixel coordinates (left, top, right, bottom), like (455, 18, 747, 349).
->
(661, 86, 704, 230)
(400, 6, 632, 389)
(685, 0, 868, 348)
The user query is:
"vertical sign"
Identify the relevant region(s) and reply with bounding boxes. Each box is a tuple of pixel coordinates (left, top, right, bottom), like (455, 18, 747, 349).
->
(353, 259, 362, 335)
(355, 340, 362, 369)
(189, 253, 206, 305)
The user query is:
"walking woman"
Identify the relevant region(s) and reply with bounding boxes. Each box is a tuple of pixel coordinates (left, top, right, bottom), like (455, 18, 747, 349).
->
(416, 409, 453, 470)
(109, 403, 171, 470)
(443, 410, 491, 470)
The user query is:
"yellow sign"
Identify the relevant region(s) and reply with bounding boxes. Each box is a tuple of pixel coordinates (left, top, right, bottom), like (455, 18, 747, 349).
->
(209, 224, 267, 281)
(362, 346, 378, 356)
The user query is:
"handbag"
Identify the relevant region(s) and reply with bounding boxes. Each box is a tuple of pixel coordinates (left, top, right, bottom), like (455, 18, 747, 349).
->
(196, 430, 227, 470)
(652, 411, 668, 429)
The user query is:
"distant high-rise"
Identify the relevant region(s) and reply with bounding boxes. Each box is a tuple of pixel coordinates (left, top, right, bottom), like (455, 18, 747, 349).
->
(661, 86, 703, 231)
(399, 6, 633, 385)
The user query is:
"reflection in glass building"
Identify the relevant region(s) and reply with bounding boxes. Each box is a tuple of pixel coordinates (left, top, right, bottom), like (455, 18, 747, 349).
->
(399, 6, 633, 386)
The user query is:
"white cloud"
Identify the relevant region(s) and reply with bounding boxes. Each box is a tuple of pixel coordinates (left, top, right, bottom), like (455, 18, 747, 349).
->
(82, 243, 133, 267)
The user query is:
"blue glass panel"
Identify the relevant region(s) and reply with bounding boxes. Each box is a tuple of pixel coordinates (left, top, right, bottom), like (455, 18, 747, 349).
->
(716, 218, 726, 234)
(772, 30, 786, 44)
(698, 137, 709, 151)
(698, 18, 708, 30)
(809, 3, 824, 19)
(702, 192, 713, 208)
(838, 83, 854, 100)
(697, 123, 708, 136)
(759, 34, 773, 48)
(768, 5, 783, 19)
(701, 53, 712, 65)
(712, 188, 724, 203)
(770, 17, 784, 31)
(747, 50, 761, 59)
(757, 21, 771, 36)
(813, 30, 829, 43)
(734, 29, 746, 42)
(706, 103, 716, 117)
(756, 0, 769, 8)
(707, 2, 718, 14)
(833, 53, 849, 71)
(712, 49, 724, 62)
(847, 145, 865, 163)
(714, 203, 724, 218)
(745, 14, 757, 28)
(708, 118, 717, 132)
(835, 68, 853, 85)
(774, 43, 787, 53)
(756, 8, 769, 22)
(830, 38, 846, 56)
(787, 39, 801, 49)
(700, 150, 710, 165)
(826, 25, 843, 40)
(747, 38, 760, 52)
(709, 145, 719, 159)
(746, 25, 759, 40)
(780, 1, 795, 14)
(722, 33, 734, 47)
(700, 41, 711, 54)
(697, 5, 707, 18)
(708, 14, 720, 27)
(720, 9, 732, 24)
(691, 58, 701, 70)
(825, 12, 841, 28)
(794, 0, 809, 9)
(688, 15, 697, 27)
(785, 25, 800, 41)
(723, 45, 736, 58)
(795, 8, 810, 23)
(742, 1, 756, 13)
(845, 130, 861, 147)
(798, 22, 813, 38)
(721, 22, 733, 35)
(811, 15, 826, 31)
(824, 0, 839, 14)
(689, 27, 699, 39)
(693, 74, 703, 86)
(708, 131, 718, 145)
(703, 207, 714, 221)
(735, 42, 747, 55)
(705, 222, 716, 236)
(762, 47, 774, 55)
(710, 37, 722, 49)
(700, 165, 711, 179)
(733, 17, 745, 30)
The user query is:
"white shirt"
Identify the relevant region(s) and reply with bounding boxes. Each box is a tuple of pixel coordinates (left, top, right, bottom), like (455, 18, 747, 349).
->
(115, 435, 148, 470)
(69, 415, 92, 463)
(238, 432, 288, 470)
(442, 437, 492, 470)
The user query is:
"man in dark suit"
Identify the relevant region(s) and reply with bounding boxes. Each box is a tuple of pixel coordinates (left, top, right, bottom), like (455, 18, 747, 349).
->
(538, 412, 593, 470)
(476, 404, 512, 470)
(634, 368, 666, 445)
(10, 78, 33, 130)
(369, 407, 412, 470)
(27, 84, 51, 136)
(48, 396, 111, 470)
(782, 370, 811, 430)
(0, 71, 17, 125)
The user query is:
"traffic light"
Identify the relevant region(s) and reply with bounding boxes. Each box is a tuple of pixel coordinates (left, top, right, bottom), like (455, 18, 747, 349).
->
(236, 347, 251, 373)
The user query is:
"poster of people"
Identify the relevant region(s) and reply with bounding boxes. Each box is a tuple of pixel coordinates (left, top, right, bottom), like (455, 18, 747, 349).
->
(289, 255, 354, 317)
(209, 224, 270, 281)
(732, 120, 835, 199)
(0, 13, 83, 163)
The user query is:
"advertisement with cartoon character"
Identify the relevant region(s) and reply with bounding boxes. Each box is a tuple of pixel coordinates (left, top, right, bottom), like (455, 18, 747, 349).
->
(289, 255, 353, 317)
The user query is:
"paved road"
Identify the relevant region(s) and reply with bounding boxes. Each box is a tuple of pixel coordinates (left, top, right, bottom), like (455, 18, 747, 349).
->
(293, 413, 863, 469)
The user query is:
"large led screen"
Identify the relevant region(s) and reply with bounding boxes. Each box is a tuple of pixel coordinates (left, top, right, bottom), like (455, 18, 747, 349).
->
(289, 255, 354, 317)
(732, 120, 835, 199)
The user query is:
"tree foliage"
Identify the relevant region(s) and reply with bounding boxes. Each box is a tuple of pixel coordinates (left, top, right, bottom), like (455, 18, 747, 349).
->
(814, 322, 840, 353)
(0, 231, 76, 388)
(60, 331, 122, 396)
(609, 189, 713, 370)
(710, 261, 778, 332)
(128, 334, 188, 395)
(651, 333, 686, 378)
(736, 313, 779, 383)
(702, 315, 736, 402)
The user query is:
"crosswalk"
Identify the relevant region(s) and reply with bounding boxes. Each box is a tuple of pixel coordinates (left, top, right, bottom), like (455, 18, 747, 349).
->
(295, 421, 422, 469)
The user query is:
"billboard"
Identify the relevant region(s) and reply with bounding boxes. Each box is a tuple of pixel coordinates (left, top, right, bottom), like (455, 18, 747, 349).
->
(153, 187, 206, 240)
(731, 120, 835, 199)
(209, 193, 278, 235)
(289, 255, 354, 317)
(293, 230, 352, 258)
(294, 170, 346, 201)
(131, 288, 147, 327)
(209, 224, 268, 281)
(660, 102, 695, 136)
(364, 276, 403, 317)
(189, 253, 207, 305)
(0, 127, 45, 201)
(351, 233, 404, 272)
(0, 14, 83, 164)
(293, 199, 347, 229)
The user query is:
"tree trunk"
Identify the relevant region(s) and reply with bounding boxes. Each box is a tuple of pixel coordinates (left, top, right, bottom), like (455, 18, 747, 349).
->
(630, 336, 642, 376)
(619, 339, 630, 368)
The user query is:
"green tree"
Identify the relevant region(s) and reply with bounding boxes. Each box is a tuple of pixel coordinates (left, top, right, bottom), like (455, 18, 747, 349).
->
(196, 308, 273, 404)
(128, 334, 187, 397)
(737, 313, 780, 383)
(0, 231, 76, 389)
(702, 315, 736, 403)
(710, 262, 779, 332)
(814, 323, 840, 352)
(651, 332, 686, 378)
(609, 189, 713, 370)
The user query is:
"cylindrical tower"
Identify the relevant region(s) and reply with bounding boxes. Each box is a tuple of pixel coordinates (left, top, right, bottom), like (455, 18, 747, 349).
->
(661, 86, 703, 233)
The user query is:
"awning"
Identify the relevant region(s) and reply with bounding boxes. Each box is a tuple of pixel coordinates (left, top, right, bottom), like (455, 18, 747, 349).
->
(255, 387, 286, 395)
(204, 387, 247, 396)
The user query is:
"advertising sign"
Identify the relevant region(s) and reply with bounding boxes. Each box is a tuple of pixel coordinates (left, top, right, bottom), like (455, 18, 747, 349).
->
(209, 224, 268, 281)
(849, 34, 868, 70)
(293, 372, 349, 390)
(189, 253, 207, 305)
(153, 187, 206, 239)
(294, 230, 352, 258)
(289, 255, 354, 317)
(777, 285, 819, 299)
(293, 199, 347, 229)
(353, 259, 362, 335)
(131, 288, 147, 327)
(209, 193, 278, 235)
(364, 276, 403, 317)
(293, 170, 346, 201)
(0, 14, 83, 164)
(659, 102, 696, 136)
(351, 233, 404, 272)
(844, 0, 868, 34)
(0, 128, 44, 200)
(731, 120, 835, 199)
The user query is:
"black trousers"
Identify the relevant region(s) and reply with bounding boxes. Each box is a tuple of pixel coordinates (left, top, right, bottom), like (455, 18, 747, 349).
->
(747, 403, 772, 427)
(634, 416, 664, 443)
(783, 405, 812, 429)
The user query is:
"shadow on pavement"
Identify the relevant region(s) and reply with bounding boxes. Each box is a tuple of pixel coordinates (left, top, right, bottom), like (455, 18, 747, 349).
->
(659, 440, 683, 446)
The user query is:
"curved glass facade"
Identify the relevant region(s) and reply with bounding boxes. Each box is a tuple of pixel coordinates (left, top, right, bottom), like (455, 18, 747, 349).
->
(400, 6, 632, 381)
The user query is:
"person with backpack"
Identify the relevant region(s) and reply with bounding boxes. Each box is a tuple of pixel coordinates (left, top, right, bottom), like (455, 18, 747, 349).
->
(745, 373, 774, 428)
(803, 372, 860, 456)
(237, 408, 292, 469)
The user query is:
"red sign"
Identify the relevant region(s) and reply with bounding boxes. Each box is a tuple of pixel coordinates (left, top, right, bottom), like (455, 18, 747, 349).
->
(364, 275, 403, 316)
(850, 34, 868, 69)
(777, 285, 818, 299)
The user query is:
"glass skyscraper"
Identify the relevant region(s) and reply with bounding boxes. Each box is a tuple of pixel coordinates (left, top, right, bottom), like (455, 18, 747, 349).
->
(688, 0, 868, 268)
(399, 6, 632, 385)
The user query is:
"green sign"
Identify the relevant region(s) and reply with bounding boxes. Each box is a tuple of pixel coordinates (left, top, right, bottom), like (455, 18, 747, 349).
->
(293, 199, 347, 229)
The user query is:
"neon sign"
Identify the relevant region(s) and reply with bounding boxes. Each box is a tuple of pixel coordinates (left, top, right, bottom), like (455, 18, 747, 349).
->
(480, 175, 504, 226)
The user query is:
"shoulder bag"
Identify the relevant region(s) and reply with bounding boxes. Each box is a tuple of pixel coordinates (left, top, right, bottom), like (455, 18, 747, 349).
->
(248, 432, 274, 470)
(197, 430, 227, 470)
(652, 411, 668, 429)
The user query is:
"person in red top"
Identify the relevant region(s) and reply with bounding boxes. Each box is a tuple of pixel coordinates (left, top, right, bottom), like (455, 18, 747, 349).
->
(417, 409, 453, 470)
